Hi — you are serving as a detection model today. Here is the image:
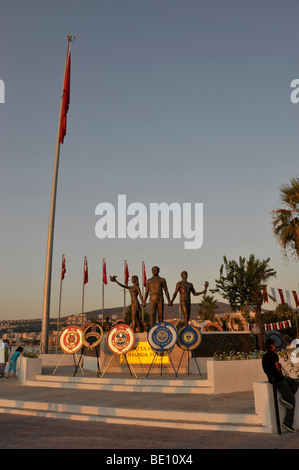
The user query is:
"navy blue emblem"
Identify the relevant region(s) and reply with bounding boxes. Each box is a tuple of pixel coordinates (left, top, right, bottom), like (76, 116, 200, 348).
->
(177, 325, 201, 350)
(148, 322, 177, 351)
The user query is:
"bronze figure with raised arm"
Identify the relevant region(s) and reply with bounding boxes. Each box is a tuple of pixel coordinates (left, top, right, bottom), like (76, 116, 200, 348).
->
(171, 271, 209, 325)
(110, 275, 144, 332)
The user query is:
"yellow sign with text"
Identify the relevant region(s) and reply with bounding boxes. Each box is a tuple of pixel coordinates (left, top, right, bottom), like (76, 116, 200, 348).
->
(120, 341, 170, 364)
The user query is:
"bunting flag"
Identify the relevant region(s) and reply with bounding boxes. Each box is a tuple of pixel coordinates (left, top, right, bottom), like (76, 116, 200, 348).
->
(83, 257, 88, 284)
(293, 291, 299, 308)
(263, 319, 292, 331)
(59, 51, 71, 144)
(278, 288, 285, 304)
(103, 258, 107, 285)
(124, 260, 129, 286)
(262, 287, 268, 303)
(285, 290, 291, 307)
(267, 286, 299, 308)
(61, 254, 66, 281)
(248, 320, 292, 331)
(142, 261, 147, 288)
(270, 287, 277, 303)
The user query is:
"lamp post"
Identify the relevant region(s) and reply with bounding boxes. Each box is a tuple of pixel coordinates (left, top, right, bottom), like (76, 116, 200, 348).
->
(252, 325, 261, 351)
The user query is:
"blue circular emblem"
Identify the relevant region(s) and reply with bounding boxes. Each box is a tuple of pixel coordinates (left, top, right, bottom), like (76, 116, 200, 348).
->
(115, 333, 127, 346)
(264, 330, 287, 351)
(148, 322, 177, 351)
(177, 325, 201, 351)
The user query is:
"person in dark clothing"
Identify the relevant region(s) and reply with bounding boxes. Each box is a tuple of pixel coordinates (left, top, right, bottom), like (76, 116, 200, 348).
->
(262, 338, 299, 433)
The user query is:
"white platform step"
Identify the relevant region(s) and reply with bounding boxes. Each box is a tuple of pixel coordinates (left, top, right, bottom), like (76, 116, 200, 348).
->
(27, 375, 214, 394)
(0, 397, 270, 433)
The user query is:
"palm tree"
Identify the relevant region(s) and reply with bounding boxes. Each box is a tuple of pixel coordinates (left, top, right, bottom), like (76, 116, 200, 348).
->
(198, 295, 218, 321)
(272, 176, 299, 261)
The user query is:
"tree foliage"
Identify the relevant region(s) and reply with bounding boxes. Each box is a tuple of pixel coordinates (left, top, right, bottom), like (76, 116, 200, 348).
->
(198, 295, 218, 321)
(212, 254, 277, 349)
(213, 254, 276, 311)
(272, 176, 299, 261)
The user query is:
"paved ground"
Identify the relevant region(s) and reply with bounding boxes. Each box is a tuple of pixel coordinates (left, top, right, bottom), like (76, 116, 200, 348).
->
(0, 373, 256, 414)
(0, 371, 298, 450)
(0, 413, 298, 450)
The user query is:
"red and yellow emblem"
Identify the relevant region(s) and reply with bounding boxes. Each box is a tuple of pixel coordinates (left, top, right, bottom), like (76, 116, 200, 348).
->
(59, 325, 84, 354)
(107, 324, 135, 355)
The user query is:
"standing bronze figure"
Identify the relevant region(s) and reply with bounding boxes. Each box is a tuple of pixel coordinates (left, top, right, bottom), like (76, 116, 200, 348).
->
(171, 271, 209, 325)
(143, 266, 172, 327)
(110, 275, 144, 332)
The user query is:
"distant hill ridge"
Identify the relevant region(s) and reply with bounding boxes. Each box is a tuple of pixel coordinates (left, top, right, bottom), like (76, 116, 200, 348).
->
(65, 301, 232, 322)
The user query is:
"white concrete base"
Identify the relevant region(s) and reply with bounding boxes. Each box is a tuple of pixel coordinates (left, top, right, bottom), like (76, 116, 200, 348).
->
(23, 355, 267, 394)
(0, 397, 266, 433)
(27, 374, 214, 394)
(15, 355, 295, 433)
(207, 359, 266, 394)
(39, 354, 76, 367)
(19, 357, 42, 384)
(254, 381, 299, 433)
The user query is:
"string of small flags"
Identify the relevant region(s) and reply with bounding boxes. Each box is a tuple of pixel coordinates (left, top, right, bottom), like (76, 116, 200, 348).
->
(263, 287, 299, 308)
(248, 320, 292, 332)
(263, 320, 292, 331)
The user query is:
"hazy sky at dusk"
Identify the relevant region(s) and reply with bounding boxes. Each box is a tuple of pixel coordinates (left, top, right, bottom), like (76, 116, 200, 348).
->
(1, 0, 299, 320)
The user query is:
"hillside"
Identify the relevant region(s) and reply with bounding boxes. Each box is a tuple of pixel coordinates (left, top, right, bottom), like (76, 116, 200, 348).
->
(64, 301, 232, 322)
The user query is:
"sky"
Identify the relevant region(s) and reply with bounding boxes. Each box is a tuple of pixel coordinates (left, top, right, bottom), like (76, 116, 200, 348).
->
(1, 0, 299, 321)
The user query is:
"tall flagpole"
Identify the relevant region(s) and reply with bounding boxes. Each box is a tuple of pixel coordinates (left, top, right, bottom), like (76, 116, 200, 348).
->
(123, 260, 129, 322)
(55, 254, 66, 353)
(82, 257, 88, 327)
(141, 261, 145, 323)
(102, 263, 104, 327)
(123, 260, 126, 322)
(102, 258, 106, 327)
(41, 36, 72, 354)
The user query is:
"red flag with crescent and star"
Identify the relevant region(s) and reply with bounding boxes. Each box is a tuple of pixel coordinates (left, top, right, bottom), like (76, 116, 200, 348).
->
(83, 257, 88, 285)
(59, 52, 71, 144)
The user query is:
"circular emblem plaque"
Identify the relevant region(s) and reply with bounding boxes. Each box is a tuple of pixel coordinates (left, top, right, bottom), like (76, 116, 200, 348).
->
(107, 324, 135, 355)
(147, 322, 177, 351)
(264, 330, 287, 351)
(59, 325, 84, 354)
(177, 325, 202, 351)
(83, 323, 103, 349)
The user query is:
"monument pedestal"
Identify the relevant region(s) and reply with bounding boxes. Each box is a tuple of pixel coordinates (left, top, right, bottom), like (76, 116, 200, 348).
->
(95, 332, 191, 376)
(193, 331, 252, 357)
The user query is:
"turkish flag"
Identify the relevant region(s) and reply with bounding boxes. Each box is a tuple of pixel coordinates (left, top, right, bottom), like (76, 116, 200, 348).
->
(292, 291, 299, 308)
(103, 259, 107, 285)
(59, 52, 71, 144)
(83, 257, 88, 284)
(262, 287, 268, 303)
(61, 255, 66, 281)
(278, 289, 285, 304)
(124, 261, 129, 286)
(143, 262, 147, 287)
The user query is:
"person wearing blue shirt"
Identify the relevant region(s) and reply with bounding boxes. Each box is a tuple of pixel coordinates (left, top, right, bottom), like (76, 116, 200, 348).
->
(7, 346, 23, 378)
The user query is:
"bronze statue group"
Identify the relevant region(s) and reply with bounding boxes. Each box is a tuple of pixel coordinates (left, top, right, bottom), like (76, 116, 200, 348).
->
(110, 266, 209, 332)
